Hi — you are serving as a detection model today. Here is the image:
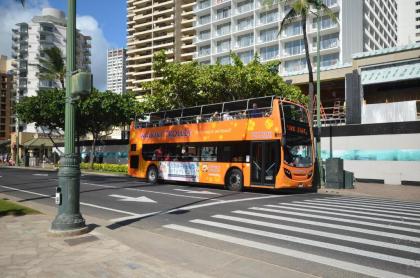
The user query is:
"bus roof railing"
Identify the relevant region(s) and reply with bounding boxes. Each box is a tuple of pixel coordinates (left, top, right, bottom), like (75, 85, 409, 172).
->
(135, 95, 297, 128)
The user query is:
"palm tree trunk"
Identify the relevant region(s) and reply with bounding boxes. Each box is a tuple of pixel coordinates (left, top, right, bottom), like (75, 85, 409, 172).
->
(301, 15, 314, 125)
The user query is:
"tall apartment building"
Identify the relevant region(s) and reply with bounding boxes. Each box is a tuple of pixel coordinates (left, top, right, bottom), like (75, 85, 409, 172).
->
(0, 56, 14, 141)
(12, 8, 91, 132)
(397, 0, 417, 45)
(126, 0, 196, 94)
(416, 0, 420, 42)
(107, 48, 127, 94)
(12, 8, 91, 98)
(194, 0, 398, 75)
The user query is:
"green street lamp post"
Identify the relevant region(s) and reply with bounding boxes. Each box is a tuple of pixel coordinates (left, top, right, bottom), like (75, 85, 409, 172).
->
(315, 0, 324, 187)
(50, 0, 89, 234)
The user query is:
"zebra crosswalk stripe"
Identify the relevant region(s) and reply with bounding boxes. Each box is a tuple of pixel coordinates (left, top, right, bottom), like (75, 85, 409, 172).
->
(212, 214, 420, 254)
(316, 197, 420, 210)
(292, 201, 420, 218)
(191, 219, 420, 267)
(309, 199, 420, 213)
(164, 224, 413, 278)
(233, 210, 420, 243)
(325, 196, 420, 207)
(252, 206, 420, 233)
(274, 203, 420, 223)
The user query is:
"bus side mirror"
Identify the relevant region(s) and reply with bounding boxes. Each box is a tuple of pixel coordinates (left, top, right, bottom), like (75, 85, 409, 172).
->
(281, 137, 286, 147)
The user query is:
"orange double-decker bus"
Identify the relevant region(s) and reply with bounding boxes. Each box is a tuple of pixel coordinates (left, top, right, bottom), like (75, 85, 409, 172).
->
(128, 96, 315, 191)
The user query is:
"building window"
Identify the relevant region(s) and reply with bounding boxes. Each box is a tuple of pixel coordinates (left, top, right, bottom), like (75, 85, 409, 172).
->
(259, 9, 278, 25)
(283, 22, 302, 37)
(198, 0, 211, 9)
(260, 45, 279, 61)
(216, 39, 231, 53)
(216, 6, 231, 20)
(237, 16, 254, 31)
(217, 55, 231, 65)
(315, 53, 339, 67)
(199, 45, 211, 56)
(284, 58, 307, 73)
(199, 30, 211, 40)
(313, 32, 339, 50)
(199, 14, 211, 25)
(260, 27, 277, 43)
(284, 39, 305, 56)
(237, 33, 254, 47)
(312, 13, 339, 30)
(216, 23, 231, 36)
(237, 0, 253, 14)
(238, 50, 254, 64)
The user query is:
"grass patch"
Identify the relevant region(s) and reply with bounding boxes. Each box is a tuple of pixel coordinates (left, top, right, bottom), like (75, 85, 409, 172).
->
(0, 199, 40, 217)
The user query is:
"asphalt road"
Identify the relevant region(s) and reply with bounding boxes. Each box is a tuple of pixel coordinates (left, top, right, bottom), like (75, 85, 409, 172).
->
(1, 168, 420, 278)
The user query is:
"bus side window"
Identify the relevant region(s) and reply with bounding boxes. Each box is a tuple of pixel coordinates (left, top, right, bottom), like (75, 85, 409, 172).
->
(201, 146, 217, 162)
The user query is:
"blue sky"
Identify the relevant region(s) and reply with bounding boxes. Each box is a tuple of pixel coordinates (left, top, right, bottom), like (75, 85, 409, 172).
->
(0, 0, 127, 90)
(48, 0, 127, 48)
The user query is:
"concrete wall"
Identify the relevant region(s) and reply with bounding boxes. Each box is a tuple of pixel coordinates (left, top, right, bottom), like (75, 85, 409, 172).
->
(341, 0, 363, 63)
(321, 133, 420, 184)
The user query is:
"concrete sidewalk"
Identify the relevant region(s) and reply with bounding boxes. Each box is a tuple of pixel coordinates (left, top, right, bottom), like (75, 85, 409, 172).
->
(0, 196, 313, 278)
(319, 182, 420, 202)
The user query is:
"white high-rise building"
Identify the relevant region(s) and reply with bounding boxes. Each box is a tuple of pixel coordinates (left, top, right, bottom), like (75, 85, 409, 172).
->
(107, 48, 126, 94)
(194, 0, 398, 75)
(397, 0, 417, 45)
(416, 0, 420, 42)
(12, 8, 91, 97)
(11, 8, 91, 132)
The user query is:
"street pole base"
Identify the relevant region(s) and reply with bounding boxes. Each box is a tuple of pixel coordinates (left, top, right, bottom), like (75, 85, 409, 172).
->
(49, 226, 90, 237)
(50, 212, 87, 236)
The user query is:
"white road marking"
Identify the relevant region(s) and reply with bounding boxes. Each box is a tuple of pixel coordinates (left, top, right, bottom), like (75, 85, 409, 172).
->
(82, 182, 116, 189)
(164, 224, 412, 278)
(107, 195, 285, 223)
(0, 184, 140, 218)
(233, 210, 420, 243)
(191, 219, 420, 267)
(109, 211, 160, 222)
(252, 206, 420, 234)
(280, 203, 420, 222)
(109, 194, 157, 203)
(125, 188, 209, 200)
(212, 214, 420, 254)
(327, 196, 420, 206)
(319, 197, 420, 209)
(33, 173, 49, 176)
(0, 185, 51, 197)
(310, 198, 420, 212)
(174, 188, 221, 195)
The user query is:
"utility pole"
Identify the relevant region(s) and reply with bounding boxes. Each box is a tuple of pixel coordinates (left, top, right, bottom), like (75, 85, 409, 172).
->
(50, 0, 88, 235)
(316, 0, 324, 187)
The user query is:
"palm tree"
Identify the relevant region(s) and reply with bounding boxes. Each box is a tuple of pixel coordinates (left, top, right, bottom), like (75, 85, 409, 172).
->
(264, 0, 336, 122)
(39, 46, 66, 89)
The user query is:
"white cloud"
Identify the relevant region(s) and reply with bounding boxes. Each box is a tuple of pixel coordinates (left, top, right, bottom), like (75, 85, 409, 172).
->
(0, 1, 111, 91)
(77, 15, 113, 91)
(0, 0, 50, 57)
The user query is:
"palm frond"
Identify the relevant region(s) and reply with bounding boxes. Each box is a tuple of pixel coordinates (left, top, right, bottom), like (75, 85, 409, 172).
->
(16, 0, 25, 7)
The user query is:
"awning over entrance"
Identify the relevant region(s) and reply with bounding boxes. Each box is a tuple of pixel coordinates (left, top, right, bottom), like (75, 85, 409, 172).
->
(23, 138, 63, 148)
(361, 62, 420, 85)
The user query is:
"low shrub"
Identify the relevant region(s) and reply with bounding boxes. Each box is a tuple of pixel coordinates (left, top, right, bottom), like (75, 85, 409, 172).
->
(80, 163, 128, 173)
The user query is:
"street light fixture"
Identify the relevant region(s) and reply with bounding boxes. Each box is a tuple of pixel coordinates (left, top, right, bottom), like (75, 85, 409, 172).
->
(315, 0, 324, 187)
(50, 0, 91, 235)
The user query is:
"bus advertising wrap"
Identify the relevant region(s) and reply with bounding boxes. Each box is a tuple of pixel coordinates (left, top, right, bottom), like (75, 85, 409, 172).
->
(159, 161, 199, 182)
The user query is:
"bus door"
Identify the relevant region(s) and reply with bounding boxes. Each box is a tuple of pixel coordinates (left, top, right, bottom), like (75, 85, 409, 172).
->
(250, 141, 279, 186)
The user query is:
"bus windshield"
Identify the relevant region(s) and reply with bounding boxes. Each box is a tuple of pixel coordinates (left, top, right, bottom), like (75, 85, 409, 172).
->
(284, 135, 312, 168)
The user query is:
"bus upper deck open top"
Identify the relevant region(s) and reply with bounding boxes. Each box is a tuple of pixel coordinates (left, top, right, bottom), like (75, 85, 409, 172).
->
(128, 96, 315, 191)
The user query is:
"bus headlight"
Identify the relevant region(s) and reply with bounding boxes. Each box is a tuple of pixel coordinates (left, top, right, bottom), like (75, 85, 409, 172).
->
(284, 168, 292, 179)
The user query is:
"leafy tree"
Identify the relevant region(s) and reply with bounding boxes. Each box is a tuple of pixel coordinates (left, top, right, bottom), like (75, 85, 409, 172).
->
(264, 0, 337, 122)
(142, 51, 305, 112)
(77, 90, 139, 168)
(39, 46, 66, 89)
(16, 89, 140, 168)
(15, 89, 65, 152)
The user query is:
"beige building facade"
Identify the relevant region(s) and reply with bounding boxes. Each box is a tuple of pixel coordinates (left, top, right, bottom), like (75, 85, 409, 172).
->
(126, 0, 196, 95)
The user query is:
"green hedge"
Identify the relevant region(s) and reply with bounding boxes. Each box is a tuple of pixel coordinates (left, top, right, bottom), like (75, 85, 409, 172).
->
(80, 163, 128, 173)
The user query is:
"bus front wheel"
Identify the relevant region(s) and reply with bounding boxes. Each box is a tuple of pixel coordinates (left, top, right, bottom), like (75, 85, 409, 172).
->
(226, 169, 243, 192)
(147, 165, 159, 184)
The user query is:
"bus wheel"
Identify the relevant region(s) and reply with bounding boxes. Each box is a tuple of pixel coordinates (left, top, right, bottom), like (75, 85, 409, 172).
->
(147, 165, 158, 184)
(226, 169, 243, 192)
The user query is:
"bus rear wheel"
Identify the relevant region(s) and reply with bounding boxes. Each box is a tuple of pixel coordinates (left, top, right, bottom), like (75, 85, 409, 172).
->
(147, 165, 159, 184)
(226, 169, 243, 192)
